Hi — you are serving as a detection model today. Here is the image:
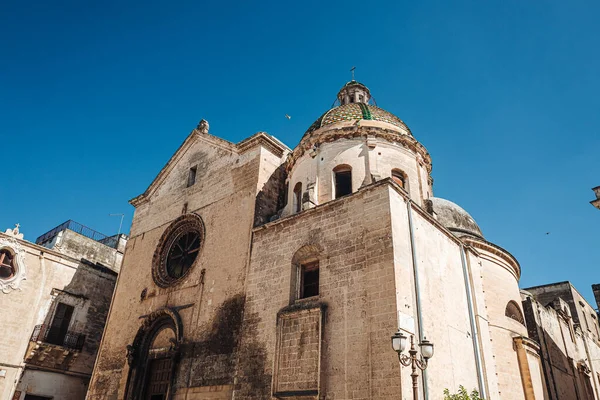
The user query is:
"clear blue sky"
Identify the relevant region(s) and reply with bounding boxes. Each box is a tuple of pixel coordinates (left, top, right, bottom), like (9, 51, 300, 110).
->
(1, 1, 599, 303)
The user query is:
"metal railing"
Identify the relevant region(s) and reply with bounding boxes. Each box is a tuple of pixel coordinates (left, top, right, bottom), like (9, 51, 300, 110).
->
(30, 324, 86, 351)
(35, 220, 109, 246)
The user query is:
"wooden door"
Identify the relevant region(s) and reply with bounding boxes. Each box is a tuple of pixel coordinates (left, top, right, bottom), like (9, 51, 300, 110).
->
(145, 358, 173, 400)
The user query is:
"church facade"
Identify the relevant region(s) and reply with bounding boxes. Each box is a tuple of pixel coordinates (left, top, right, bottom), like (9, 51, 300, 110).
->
(87, 81, 547, 399)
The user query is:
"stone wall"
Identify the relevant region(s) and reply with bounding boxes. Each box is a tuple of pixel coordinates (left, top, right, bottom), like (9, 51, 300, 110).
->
(523, 283, 600, 400)
(14, 369, 89, 400)
(44, 229, 124, 272)
(0, 231, 118, 400)
(237, 182, 400, 399)
(86, 132, 287, 400)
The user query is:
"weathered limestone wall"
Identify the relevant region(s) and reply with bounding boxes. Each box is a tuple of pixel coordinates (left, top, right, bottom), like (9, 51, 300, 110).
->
(478, 249, 529, 399)
(45, 229, 124, 272)
(0, 232, 118, 400)
(16, 369, 89, 399)
(390, 188, 480, 397)
(86, 133, 286, 399)
(0, 241, 76, 399)
(240, 181, 527, 400)
(523, 285, 600, 400)
(238, 182, 400, 399)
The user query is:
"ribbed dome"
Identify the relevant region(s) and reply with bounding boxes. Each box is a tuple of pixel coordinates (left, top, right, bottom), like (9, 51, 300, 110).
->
(429, 197, 484, 239)
(303, 103, 411, 137)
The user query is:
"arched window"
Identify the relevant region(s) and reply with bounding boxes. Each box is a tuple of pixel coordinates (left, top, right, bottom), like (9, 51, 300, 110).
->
(334, 165, 352, 199)
(505, 300, 525, 325)
(0, 249, 15, 279)
(291, 245, 322, 302)
(391, 169, 407, 189)
(293, 182, 302, 213)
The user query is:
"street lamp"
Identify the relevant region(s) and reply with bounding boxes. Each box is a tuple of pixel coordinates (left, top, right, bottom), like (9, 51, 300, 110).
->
(391, 330, 434, 400)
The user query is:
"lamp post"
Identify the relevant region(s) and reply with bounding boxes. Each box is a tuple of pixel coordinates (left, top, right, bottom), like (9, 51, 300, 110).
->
(391, 330, 434, 400)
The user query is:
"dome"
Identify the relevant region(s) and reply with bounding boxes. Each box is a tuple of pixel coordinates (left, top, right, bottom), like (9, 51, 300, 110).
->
(429, 197, 484, 239)
(303, 103, 411, 137)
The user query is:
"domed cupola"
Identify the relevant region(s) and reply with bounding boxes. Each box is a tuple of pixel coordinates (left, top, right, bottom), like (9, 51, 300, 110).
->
(282, 79, 434, 217)
(429, 197, 484, 239)
(302, 81, 412, 139)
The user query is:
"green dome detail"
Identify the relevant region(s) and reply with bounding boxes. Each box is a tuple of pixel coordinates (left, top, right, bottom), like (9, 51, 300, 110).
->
(304, 103, 410, 137)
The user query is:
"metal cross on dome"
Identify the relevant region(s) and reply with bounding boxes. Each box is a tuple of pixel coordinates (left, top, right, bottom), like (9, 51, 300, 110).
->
(350, 66, 356, 80)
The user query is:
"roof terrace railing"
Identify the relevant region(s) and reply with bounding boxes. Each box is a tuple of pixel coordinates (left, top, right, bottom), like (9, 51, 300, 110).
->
(35, 220, 109, 245)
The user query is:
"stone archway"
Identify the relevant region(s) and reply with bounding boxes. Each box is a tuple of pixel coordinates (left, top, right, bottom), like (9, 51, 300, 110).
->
(124, 308, 183, 400)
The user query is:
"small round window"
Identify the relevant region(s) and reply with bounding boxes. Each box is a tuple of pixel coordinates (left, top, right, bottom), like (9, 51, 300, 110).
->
(152, 214, 205, 287)
(0, 249, 16, 280)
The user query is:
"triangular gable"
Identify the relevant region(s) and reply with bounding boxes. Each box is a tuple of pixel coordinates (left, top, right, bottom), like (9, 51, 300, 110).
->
(130, 127, 290, 208)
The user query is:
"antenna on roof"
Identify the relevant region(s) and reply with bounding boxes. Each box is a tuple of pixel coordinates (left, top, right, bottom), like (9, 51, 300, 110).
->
(109, 213, 125, 235)
(350, 66, 356, 81)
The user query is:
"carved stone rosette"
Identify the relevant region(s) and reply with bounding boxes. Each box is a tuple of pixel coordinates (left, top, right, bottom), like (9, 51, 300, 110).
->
(0, 236, 27, 294)
(151, 213, 205, 288)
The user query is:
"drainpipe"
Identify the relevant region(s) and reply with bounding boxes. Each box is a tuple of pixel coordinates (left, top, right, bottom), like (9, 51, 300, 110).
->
(459, 245, 487, 399)
(406, 200, 428, 400)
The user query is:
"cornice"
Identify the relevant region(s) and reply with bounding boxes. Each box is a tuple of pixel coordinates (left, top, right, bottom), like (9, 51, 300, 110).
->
(461, 236, 521, 280)
(236, 132, 290, 158)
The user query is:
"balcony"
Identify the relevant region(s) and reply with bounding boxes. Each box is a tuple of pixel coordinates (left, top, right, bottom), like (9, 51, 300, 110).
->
(30, 324, 86, 351)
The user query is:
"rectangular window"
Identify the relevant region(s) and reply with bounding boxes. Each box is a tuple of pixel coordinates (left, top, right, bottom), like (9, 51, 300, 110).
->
(581, 306, 591, 331)
(46, 302, 74, 346)
(335, 171, 352, 198)
(187, 166, 197, 187)
(300, 261, 319, 299)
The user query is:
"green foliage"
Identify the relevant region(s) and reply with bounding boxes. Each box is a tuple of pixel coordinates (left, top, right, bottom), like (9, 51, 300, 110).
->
(443, 386, 483, 400)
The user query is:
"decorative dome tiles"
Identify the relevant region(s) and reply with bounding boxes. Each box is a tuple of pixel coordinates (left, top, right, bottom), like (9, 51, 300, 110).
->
(304, 103, 410, 137)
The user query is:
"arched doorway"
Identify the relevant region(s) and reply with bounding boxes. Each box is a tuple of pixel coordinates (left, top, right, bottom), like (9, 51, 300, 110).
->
(125, 308, 183, 400)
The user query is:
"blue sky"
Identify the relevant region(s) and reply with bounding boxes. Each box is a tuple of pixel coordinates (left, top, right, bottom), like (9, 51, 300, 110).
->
(1, 0, 599, 304)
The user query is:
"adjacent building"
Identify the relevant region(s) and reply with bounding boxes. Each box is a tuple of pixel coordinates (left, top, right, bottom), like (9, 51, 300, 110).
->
(522, 282, 600, 400)
(0, 221, 126, 400)
(87, 81, 549, 400)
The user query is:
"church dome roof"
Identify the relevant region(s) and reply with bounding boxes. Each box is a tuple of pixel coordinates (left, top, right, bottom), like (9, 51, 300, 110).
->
(429, 197, 484, 239)
(303, 103, 411, 137)
(302, 80, 412, 138)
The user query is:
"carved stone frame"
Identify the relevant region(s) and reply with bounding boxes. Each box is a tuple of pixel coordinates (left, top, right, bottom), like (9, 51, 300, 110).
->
(0, 236, 27, 294)
(152, 213, 205, 288)
(124, 307, 184, 400)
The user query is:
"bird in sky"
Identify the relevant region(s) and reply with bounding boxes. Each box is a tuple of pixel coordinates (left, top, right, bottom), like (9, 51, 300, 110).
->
(285, 114, 291, 120)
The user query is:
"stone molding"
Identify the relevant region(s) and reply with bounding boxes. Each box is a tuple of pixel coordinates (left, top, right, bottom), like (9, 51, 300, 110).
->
(0, 236, 27, 294)
(462, 236, 521, 280)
